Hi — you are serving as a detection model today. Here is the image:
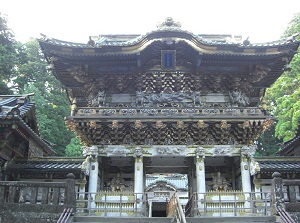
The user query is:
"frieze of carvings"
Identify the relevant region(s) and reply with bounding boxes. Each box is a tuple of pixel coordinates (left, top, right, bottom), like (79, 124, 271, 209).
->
(67, 66, 88, 83)
(202, 109, 221, 115)
(70, 119, 265, 146)
(211, 145, 234, 156)
(160, 109, 178, 116)
(153, 146, 186, 155)
(99, 109, 117, 116)
(182, 108, 198, 114)
(157, 17, 182, 28)
(104, 146, 130, 156)
(229, 91, 249, 107)
(140, 108, 159, 115)
(120, 109, 138, 116)
(144, 92, 192, 104)
(241, 145, 257, 158)
(222, 109, 241, 116)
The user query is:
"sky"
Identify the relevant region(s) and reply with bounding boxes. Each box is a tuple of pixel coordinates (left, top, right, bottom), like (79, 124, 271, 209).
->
(1, 0, 300, 44)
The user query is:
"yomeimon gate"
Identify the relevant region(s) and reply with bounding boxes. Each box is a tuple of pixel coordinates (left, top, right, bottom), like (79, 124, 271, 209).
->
(38, 18, 299, 218)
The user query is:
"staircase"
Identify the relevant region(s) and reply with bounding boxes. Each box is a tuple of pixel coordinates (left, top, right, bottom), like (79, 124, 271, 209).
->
(72, 216, 278, 223)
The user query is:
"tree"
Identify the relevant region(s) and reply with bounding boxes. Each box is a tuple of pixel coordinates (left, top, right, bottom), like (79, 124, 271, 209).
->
(255, 124, 282, 156)
(65, 137, 82, 157)
(19, 40, 74, 156)
(0, 13, 23, 94)
(265, 12, 300, 142)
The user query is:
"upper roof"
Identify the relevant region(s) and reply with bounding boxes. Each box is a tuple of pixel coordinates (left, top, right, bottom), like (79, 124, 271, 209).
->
(38, 18, 299, 94)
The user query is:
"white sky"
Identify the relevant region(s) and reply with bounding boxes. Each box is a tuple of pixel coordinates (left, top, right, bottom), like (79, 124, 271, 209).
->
(1, 0, 300, 43)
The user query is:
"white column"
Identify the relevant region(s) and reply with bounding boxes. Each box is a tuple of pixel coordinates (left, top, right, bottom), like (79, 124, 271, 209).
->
(196, 155, 206, 212)
(82, 145, 99, 211)
(241, 153, 251, 210)
(88, 157, 98, 210)
(134, 157, 143, 193)
(134, 147, 144, 212)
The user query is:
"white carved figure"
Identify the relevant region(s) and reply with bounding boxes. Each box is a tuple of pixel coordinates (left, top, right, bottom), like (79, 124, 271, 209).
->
(195, 147, 205, 157)
(241, 145, 257, 157)
(134, 146, 143, 157)
(136, 91, 145, 106)
(193, 91, 203, 106)
(229, 91, 249, 107)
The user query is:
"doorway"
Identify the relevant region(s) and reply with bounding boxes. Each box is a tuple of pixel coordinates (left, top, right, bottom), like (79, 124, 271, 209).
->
(152, 202, 167, 217)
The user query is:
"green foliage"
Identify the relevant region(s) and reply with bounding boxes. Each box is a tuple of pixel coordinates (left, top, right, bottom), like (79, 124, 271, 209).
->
(283, 12, 300, 38)
(0, 15, 74, 156)
(255, 124, 282, 157)
(19, 40, 74, 156)
(264, 12, 300, 142)
(65, 137, 82, 157)
(0, 13, 20, 94)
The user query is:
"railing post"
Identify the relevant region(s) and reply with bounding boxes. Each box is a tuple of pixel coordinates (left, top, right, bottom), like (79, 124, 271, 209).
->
(0, 184, 5, 202)
(65, 173, 76, 210)
(271, 172, 284, 215)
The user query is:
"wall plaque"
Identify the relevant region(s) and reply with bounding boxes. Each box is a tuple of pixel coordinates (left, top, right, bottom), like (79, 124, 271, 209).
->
(161, 50, 176, 70)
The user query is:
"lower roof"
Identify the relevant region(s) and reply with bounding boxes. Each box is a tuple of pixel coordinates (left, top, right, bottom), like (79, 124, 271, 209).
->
(5, 157, 85, 173)
(255, 157, 300, 173)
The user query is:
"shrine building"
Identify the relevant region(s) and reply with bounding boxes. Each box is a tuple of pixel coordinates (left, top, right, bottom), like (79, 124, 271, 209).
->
(0, 17, 299, 222)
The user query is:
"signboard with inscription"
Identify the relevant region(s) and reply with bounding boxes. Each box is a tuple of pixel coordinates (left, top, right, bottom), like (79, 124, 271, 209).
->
(161, 50, 176, 70)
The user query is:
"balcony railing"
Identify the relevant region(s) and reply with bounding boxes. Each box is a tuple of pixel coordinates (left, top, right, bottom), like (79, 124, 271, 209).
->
(185, 191, 271, 217)
(0, 173, 76, 222)
(75, 191, 272, 217)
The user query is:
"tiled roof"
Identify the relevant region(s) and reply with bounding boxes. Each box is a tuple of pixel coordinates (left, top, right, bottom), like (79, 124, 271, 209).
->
(146, 174, 188, 191)
(255, 157, 300, 172)
(39, 29, 299, 48)
(6, 158, 84, 172)
(0, 95, 34, 118)
(0, 95, 55, 155)
(278, 123, 300, 156)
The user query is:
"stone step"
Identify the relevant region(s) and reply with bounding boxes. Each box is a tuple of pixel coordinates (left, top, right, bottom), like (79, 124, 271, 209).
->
(72, 216, 278, 223)
(186, 216, 278, 222)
